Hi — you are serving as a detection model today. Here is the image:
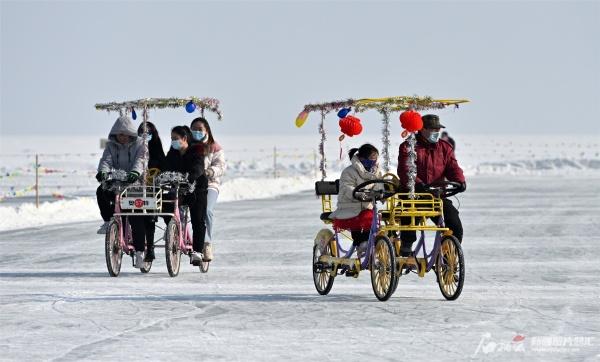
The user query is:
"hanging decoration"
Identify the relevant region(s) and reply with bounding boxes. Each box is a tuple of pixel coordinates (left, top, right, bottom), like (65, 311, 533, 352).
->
(339, 115, 363, 137)
(95, 97, 223, 120)
(131, 107, 137, 120)
(406, 133, 418, 199)
(185, 101, 196, 113)
(294, 95, 469, 181)
(399, 109, 423, 138)
(318, 111, 327, 181)
(380, 109, 391, 172)
(295, 110, 309, 128)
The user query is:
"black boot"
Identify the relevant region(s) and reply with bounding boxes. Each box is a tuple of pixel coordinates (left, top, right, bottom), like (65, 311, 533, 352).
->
(144, 248, 155, 262)
(400, 241, 413, 257)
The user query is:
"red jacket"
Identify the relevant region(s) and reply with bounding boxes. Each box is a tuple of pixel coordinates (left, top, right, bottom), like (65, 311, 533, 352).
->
(397, 135, 465, 190)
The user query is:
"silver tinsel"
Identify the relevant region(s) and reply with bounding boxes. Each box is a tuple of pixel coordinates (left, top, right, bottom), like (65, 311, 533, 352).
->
(141, 106, 150, 188)
(379, 109, 391, 172)
(155, 172, 196, 194)
(318, 110, 327, 180)
(406, 133, 417, 199)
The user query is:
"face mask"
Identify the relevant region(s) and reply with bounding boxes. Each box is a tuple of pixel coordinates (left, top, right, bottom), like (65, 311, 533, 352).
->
(141, 133, 152, 142)
(171, 140, 182, 150)
(361, 159, 377, 172)
(191, 130, 205, 141)
(427, 131, 441, 143)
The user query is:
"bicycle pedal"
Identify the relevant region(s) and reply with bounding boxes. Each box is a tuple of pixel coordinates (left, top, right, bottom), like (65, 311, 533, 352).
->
(345, 270, 359, 278)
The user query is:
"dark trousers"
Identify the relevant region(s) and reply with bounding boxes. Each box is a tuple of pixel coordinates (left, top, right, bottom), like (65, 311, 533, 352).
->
(96, 186, 115, 222)
(130, 216, 156, 252)
(400, 198, 463, 244)
(350, 230, 370, 246)
(163, 187, 208, 253)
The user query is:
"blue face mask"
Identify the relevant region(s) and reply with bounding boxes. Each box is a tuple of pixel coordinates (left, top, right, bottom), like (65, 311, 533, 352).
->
(141, 133, 152, 142)
(171, 140, 182, 150)
(361, 159, 377, 172)
(191, 130, 205, 141)
(427, 131, 441, 143)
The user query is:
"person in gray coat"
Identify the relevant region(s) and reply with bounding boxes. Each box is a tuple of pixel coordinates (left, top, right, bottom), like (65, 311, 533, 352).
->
(95, 115, 146, 234)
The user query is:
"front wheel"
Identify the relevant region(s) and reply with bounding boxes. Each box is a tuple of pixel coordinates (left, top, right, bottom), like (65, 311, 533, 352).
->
(313, 242, 335, 295)
(105, 220, 123, 277)
(436, 235, 465, 300)
(165, 220, 181, 277)
(370, 235, 396, 301)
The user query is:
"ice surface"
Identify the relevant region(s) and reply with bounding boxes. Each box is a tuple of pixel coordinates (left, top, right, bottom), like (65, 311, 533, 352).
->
(0, 176, 598, 360)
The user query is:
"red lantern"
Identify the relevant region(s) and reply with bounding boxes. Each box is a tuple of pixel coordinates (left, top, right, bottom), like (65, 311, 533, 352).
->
(339, 115, 363, 137)
(399, 110, 423, 132)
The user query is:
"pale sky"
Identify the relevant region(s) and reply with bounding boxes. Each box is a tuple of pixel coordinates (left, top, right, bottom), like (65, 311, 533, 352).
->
(1, 0, 599, 137)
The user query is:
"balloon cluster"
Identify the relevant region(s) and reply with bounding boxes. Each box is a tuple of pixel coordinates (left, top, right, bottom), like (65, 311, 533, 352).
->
(337, 108, 362, 137)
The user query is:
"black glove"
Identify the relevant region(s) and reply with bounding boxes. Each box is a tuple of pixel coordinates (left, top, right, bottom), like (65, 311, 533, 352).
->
(95, 172, 106, 182)
(415, 182, 428, 193)
(458, 182, 467, 193)
(126, 171, 140, 183)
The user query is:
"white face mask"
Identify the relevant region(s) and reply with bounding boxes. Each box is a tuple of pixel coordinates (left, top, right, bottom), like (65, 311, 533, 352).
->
(427, 131, 441, 143)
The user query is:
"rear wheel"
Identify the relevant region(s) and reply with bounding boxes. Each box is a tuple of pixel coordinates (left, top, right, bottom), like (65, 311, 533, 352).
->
(436, 235, 465, 300)
(105, 220, 123, 277)
(165, 220, 181, 277)
(313, 242, 335, 295)
(370, 235, 396, 301)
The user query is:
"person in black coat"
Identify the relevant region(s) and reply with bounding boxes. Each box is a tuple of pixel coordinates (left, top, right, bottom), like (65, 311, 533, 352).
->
(164, 126, 209, 264)
(128, 121, 167, 262)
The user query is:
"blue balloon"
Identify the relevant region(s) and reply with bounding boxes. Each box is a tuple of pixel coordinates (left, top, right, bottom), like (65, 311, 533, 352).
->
(185, 101, 196, 113)
(131, 108, 137, 120)
(337, 107, 351, 118)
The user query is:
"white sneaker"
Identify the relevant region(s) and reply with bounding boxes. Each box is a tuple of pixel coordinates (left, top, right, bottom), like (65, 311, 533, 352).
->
(97, 222, 109, 234)
(135, 251, 145, 268)
(190, 252, 202, 264)
(357, 241, 368, 258)
(202, 243, 213, 261)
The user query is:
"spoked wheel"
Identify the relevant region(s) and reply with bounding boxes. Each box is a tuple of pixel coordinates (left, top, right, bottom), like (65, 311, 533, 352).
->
(370, 235, 396, 301)
(165, 220, 181, 277)
(436, 235, 465, 300)
(199, 260, 210, 273)
(312, 242, 335, 295)
(105, 220, 123, 277)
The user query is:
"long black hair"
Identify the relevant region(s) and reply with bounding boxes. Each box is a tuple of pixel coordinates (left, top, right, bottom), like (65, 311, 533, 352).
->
(348, 143, 379, 160)
(137, 121, 166, 169)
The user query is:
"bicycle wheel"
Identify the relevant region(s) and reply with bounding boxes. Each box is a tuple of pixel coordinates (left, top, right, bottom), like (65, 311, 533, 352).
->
(436, 235, 465, 300)
(165, 219, 181, 277)
(105, 220, 123, 277)
(312, 230, 335, 295)
(370, 235, 396, 301)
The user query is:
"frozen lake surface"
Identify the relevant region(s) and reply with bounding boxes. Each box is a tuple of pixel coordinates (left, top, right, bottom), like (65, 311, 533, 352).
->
(0, 176, 599, 361)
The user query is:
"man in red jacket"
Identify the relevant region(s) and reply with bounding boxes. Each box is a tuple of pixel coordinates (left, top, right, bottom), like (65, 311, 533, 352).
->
(397, 114, 466, 256)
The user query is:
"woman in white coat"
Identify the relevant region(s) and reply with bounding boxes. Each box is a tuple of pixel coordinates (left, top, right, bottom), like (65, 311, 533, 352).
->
(190, 117, 226, 261)
(329, 144, 382, 255)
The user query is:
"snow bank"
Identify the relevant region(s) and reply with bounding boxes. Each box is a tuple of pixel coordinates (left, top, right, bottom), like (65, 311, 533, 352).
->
(0, 176, 314, 232)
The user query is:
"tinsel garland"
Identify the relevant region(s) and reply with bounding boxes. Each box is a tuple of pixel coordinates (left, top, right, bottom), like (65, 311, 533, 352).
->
(299, 96, 467, 117)
(379, 109, 391, 172)
(318, 110, 327, 181)
(406, 133, 417, 199)
(155, 171, 196, 194)
(95, 97, 223, 120)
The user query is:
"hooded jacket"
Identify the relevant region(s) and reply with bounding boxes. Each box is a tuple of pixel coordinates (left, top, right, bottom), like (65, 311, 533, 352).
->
(329, 155, 383, 220)
(97, 116, 146, 174)
(397, 134, 465, 190)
